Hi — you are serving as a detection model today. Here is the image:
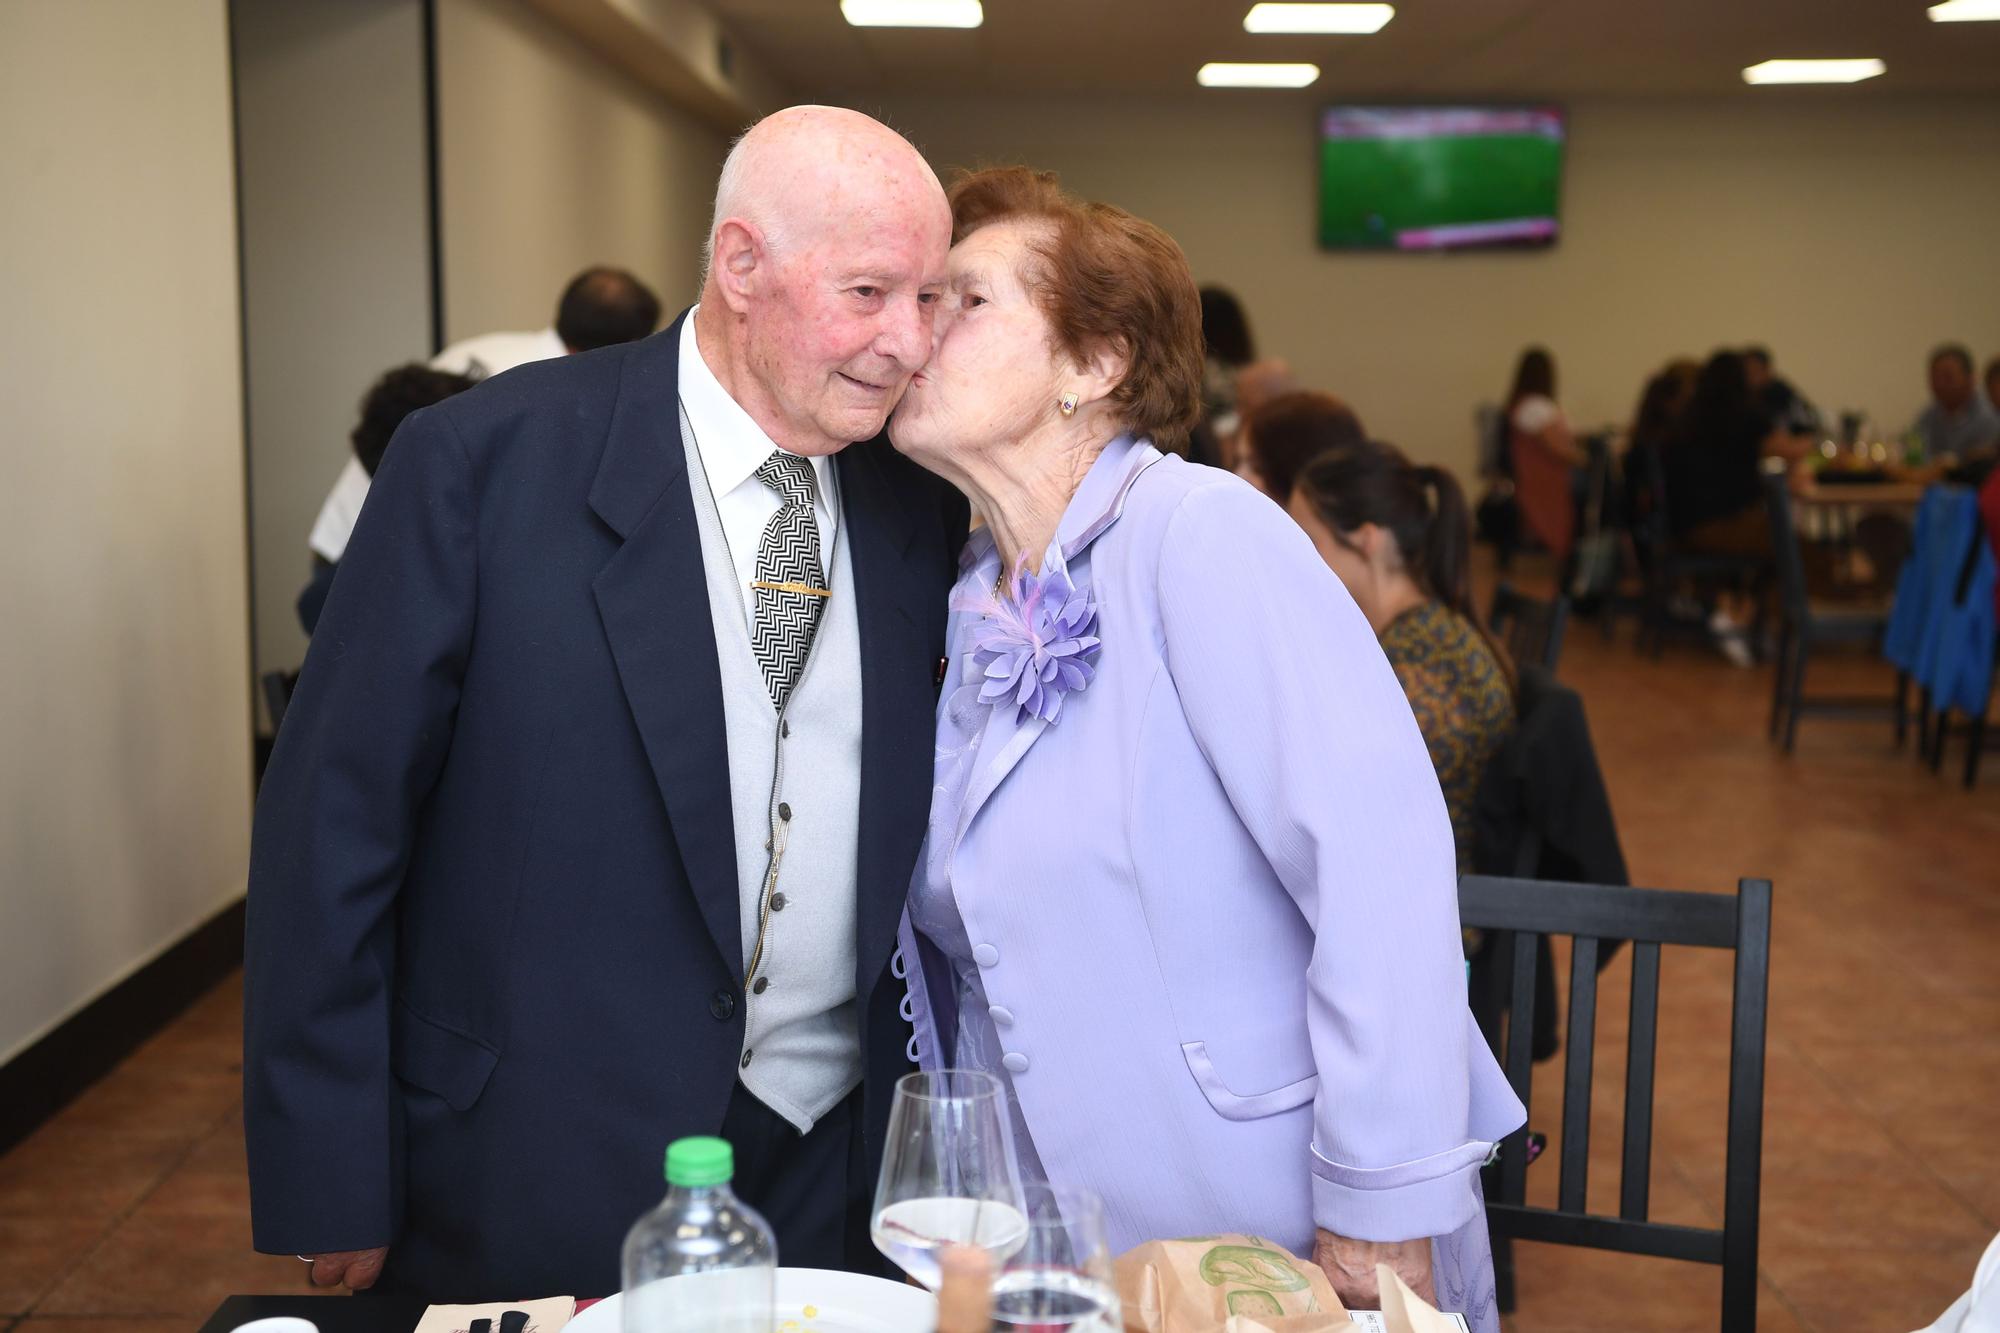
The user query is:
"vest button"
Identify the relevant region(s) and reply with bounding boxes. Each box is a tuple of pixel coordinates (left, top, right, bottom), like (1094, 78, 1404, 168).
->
(771, 893, 788, 912)
(778, 802, 793, 822)
(709, 989, 736, 1021)
(741, 1049, 754, 1069)
(753, 977, 770, 995)
(782, 720, 791, 739)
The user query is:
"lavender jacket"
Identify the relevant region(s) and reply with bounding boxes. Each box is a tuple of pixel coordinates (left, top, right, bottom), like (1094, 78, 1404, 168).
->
(895, 436, 1524, 1287)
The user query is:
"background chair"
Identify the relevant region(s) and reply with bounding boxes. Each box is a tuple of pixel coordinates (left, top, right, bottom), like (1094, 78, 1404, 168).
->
(1761, 472, 1898, 753)
(1633, 440, 1770, 658)
(1489, 581, 1571, 674)
(1461, 873, 1773, 1333)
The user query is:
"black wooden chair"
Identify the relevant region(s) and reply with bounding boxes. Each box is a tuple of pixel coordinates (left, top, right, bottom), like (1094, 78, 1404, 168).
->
(1633, 440, 1770, 658)
(1489, 582, 1571, 674)
(1461, 874, 1773, 1333)
(1761, 472, 1899, 753)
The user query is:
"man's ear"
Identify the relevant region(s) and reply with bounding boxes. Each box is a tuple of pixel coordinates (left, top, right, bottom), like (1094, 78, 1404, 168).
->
(710, 218, 765, 314)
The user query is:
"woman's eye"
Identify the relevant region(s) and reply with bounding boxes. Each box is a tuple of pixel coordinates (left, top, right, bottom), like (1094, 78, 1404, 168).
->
(962, 293, 987, 309)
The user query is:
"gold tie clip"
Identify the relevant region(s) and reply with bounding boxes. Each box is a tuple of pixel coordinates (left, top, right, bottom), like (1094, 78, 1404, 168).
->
(753, 580, 834, 599)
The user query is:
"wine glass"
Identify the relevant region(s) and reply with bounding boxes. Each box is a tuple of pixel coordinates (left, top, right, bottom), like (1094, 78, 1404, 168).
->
(871, 1070, 1029, 1290)
(990, 1183, 1122, 1333)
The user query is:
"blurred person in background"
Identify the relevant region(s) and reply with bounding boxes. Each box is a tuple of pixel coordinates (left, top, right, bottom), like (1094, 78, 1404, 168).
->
(1190, 285, 1255, 468)
(1288, 440, 1515, 871)
(1505, 347, 1585, 568)
(1742, 345, 1821, 439)
(1910, 343, 2000, 462)
(1621, 358, 1698, 533)
(305, 266, 663, 568)
(1984, 355, 2000, 414)
(1236, 390, 1366, 503)
(297, 364, 477, 634)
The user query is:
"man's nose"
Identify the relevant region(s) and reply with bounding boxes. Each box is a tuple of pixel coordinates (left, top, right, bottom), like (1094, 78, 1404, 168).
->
(877, 295, 933, 369)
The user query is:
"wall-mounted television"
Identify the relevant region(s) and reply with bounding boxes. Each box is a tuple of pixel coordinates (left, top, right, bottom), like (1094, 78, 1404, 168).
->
(1317, 106, 1566, 252)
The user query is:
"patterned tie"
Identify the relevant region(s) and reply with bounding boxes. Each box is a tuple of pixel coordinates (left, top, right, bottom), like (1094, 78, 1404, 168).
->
(750, 450, 828, 709)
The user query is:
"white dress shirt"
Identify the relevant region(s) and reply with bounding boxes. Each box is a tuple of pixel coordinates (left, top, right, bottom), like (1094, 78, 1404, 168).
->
(307, 327, 571, 563)
(677, 308, 838, 617)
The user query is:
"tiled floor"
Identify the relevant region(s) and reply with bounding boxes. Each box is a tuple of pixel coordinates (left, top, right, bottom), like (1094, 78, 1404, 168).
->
(1, 573, 1995, 1332)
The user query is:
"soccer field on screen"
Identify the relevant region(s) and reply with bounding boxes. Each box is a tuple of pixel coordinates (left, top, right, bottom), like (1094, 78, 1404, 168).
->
(1318, 133, 1564, 250)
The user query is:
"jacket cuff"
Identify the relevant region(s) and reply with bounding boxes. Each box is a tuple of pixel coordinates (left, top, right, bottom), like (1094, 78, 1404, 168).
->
(1309, 1140, 1492, 1242)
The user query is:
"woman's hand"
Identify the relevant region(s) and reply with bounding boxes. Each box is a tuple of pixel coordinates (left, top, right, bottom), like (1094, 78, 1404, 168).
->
(1312, 1229, 1434, 1311)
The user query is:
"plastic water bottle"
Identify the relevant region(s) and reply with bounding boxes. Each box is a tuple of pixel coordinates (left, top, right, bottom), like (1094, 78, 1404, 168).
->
(621, 1137, 776, 1333)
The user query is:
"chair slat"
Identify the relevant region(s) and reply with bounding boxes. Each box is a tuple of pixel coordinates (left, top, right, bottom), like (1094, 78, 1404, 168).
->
(1558, 936, 1599, 1214)
(1500, 929, 1539, 1205)
(1460, 877, 1738, 948)
(1620, 941, 1661, 1221)
(1721, 880, 1774, 1333)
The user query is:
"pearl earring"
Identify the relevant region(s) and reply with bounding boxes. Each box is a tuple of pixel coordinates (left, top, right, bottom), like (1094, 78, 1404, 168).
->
(1059, 392, 1079, 417)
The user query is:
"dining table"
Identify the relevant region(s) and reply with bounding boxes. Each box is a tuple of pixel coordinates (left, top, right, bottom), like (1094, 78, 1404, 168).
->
(199, 1293, 428, 1333)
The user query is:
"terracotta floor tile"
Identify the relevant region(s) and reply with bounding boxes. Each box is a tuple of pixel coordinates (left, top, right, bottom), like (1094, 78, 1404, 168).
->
(0, 1123, 183, 1221)
(0, 1216, 104, 1315)
(37, 1211, 340, 1318)
(1761, 1242, 1987, 1333)
(1505, 1243, 1806, 1332)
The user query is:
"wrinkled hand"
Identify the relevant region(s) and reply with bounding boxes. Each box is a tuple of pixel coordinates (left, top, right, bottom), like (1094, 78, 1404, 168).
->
(304, 1247, 388, 1291)
(1312, 1229, 1434, 1311)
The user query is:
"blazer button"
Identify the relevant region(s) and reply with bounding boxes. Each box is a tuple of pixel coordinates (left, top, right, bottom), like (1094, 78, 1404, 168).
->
(989, 1006, 1015, 1028)
(973, 944, 1000, 968)
(710, 988, 736, 1021)
(1002, 1052, 1029, 1074)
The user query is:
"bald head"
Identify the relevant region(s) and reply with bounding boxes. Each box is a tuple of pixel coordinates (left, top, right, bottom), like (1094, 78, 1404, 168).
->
(695, 105, 953, 457)
(703, 106, 946, 286)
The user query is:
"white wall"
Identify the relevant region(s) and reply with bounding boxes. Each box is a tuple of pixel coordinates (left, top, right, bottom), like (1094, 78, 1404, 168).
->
(0, 1, 252, 1062)
(436, 0, 728, 341)
(878, 93, 2000, 476)
(234, 0, 434, 685)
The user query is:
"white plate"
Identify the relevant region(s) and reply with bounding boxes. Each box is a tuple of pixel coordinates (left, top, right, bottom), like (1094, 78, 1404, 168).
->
(566, 1267, 935, 1333)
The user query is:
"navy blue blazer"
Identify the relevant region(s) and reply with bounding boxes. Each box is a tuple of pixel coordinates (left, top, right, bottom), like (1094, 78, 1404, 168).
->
(243, 310, 965, 1299)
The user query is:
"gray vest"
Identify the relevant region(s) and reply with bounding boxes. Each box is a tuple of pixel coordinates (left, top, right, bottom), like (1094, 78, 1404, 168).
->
(678, 405, 865, 1133)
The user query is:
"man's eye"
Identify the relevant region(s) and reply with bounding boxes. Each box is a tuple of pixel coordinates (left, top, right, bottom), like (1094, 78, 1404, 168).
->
(918, 291, 941, 306)
(852, 286, 879, 299)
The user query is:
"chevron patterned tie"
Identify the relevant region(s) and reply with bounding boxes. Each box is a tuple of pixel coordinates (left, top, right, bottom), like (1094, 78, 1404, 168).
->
(750, 450, 827, 710)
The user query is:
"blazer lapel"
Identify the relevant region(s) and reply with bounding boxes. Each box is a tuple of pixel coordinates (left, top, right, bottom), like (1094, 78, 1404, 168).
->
(589, 310, 742, 975)
(838, 441, 936, 1001)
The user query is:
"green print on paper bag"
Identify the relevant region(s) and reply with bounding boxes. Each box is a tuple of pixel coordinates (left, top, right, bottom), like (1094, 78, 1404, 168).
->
(1196, 1243, 1311, 1292)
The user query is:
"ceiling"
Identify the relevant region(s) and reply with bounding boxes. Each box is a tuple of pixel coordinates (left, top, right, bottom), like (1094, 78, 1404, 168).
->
(707, 0, 2000, 100)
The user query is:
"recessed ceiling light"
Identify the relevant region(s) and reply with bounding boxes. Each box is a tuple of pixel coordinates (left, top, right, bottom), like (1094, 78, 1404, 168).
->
(839, 0, 983, 28)
(1929, 0, 2000, 19)
(1741, 58, 1886, 85)
(1198, 62, 1322, 88)
(1243, 3, 1394, 34)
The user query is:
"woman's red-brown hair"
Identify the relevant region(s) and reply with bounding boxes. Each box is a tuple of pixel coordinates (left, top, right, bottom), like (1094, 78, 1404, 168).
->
(947, 166, 1204, 449)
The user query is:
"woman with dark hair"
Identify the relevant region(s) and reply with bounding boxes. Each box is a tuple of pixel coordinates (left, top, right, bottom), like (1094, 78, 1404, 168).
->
(1662, 351, 1793, 553)
(1191, 286, 1258, 467)
(1238, 390, 1366, 502)
(1288, 441, 1515, 870)
(1505, 347, 1586, 565)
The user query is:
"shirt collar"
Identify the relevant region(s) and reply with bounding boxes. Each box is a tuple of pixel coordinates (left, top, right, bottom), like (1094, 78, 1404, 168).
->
(677, 305, 835, 505)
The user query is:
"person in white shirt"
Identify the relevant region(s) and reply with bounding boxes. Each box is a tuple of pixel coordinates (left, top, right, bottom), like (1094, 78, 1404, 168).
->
(305, 266, 662, 565)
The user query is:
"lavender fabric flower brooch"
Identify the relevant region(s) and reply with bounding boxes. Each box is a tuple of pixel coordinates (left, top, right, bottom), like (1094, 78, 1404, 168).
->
(953, 552, 1102, 725)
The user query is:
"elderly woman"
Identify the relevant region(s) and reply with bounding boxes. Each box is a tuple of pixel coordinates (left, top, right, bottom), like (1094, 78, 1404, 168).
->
(887, 165, 1522, 1328)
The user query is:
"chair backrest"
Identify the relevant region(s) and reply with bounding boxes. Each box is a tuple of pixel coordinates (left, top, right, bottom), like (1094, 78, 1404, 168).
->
(1760, 471, 1810, 625)
(1489, 581, 1571, 673)
(1460, 873, 1773, 1333)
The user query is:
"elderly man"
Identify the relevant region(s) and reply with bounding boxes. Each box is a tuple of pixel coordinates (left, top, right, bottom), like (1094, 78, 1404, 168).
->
(244, 107, 960, 1300)
(1911, 343, 2000, 461)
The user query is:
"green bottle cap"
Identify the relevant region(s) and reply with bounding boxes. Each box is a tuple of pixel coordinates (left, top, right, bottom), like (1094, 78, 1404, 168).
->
(664, 1136, 734, 1188)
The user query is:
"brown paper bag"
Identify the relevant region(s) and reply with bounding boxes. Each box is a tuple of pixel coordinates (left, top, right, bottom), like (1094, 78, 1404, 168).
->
(1376, 1264, 1461, 1333)
(1115, 1235, 1351, 1333)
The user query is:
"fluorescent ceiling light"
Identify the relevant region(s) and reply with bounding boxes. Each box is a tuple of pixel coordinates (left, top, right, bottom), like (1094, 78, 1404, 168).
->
(1198, 62, 1321, 88)
(840, 0, 983, 28)
(1929, 0, 2000, 19)
(1244, 3, 1394, 34)
(1741, 58, 1885, 85)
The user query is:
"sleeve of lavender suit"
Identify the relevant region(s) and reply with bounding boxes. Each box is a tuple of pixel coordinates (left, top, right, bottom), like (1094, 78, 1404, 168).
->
(1154, 479, 1524, 1243)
